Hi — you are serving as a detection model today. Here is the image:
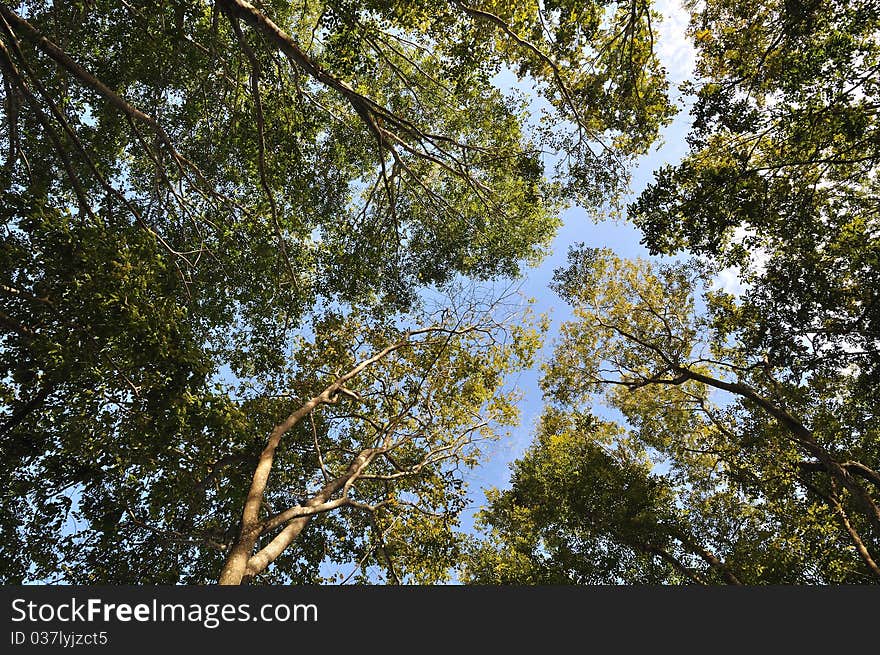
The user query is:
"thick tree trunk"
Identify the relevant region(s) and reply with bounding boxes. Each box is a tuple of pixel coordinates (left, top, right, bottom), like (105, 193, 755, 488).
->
(217, 329, 439, 584)
(243, 448, 379, 580)
(218, 391, 334, 585)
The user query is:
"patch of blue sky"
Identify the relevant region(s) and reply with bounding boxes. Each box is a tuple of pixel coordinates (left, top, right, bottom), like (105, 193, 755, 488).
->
(457, 0, 699, 533)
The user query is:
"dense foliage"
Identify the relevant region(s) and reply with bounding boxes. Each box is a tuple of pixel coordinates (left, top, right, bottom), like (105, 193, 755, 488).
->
(466, 0, 880, 584)
(0, 1, 670, 583)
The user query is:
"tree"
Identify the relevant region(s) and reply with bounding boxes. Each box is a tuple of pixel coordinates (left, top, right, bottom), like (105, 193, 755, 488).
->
(466, 249, 879, 584)
(466, 0, 880, 586)
(630, 0, 880, 398)
(0, 1, 670, 583)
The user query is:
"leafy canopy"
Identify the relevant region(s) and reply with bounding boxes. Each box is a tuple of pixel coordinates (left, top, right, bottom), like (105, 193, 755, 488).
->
(467, 0, 880, 586)
(0, 0, 670, 582)
(466, 249, 880, 584)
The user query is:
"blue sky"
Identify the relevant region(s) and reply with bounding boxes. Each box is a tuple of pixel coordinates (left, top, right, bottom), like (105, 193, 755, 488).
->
(458, 0, 699, 532)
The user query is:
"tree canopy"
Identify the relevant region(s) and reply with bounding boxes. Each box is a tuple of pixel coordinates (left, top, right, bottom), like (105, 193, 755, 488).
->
(466, 0, 880, 585)
(632, 0, 880, 390)
(5, 0, 878, 587)
(466, 250, 879, 584)
(0, 1, 670, 583)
